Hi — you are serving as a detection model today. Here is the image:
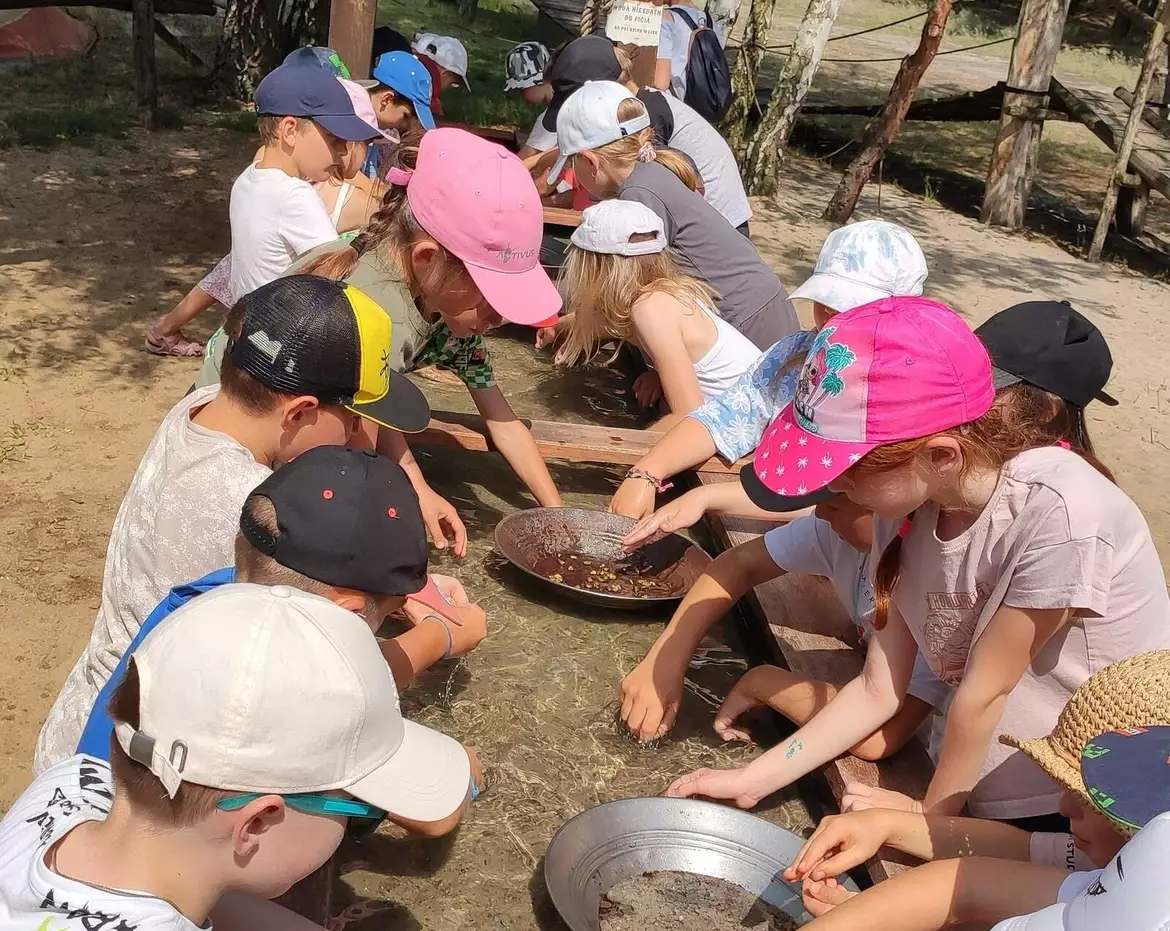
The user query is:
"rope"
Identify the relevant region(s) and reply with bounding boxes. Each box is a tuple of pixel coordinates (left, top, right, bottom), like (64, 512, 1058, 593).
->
(819, 33, 1015, 61)
(728, 8, 929, 53)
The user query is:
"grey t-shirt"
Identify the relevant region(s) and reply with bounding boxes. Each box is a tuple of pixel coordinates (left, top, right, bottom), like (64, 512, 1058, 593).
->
(661, 92, 751, 228)
(618, 161, 797, 349)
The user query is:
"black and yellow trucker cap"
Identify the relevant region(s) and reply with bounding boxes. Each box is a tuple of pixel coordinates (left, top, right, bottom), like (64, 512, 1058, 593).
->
(228, 275, 430, 433)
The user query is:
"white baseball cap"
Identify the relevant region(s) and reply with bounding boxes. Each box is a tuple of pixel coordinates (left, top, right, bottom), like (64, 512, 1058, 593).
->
(113, 583, 471, 823)
(413, 33, 471, 90)
(990, 812, 1170, 931)
(791, 219, 928, 314)
(547, 80, 651, 185)
(571, 200, 666, 256)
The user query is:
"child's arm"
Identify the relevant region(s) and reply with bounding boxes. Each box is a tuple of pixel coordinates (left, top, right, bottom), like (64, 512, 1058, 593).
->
(631, 295, 706, 420)
(666, 603, 919, 807)
(383, 600, 488, 689)
(621, 536, 783, 741)
(801, 858, 1068, 931)
(922, 605, 1073, 815)
(469, 385, 563, 507)
(786, 809, 1034, 884)
(376, 428, 469, 557)
(609, 417, 719, 519)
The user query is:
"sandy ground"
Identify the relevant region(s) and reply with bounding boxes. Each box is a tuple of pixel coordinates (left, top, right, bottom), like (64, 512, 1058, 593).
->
(1, 116, 1169, 822)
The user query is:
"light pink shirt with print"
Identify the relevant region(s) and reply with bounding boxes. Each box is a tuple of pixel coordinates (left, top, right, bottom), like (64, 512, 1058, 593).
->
(872, 446, 1170, 819)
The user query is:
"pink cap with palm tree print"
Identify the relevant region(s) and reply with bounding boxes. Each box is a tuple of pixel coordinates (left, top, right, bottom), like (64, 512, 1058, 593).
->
(752, 296, 995, 498)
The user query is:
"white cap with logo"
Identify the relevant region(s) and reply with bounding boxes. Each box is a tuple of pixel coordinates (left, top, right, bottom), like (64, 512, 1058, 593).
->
(548, 80, 651, 185)
(114, 582, 471, 823)
(791, 219, 928, 314)
(571, 200, 666, 257)
(991, 812, 1170, 931)
(413, 33, 471, 89)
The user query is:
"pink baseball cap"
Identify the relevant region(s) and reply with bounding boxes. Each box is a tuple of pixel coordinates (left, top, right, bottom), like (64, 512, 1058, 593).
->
(748, 296, 995, 505)
(403, 127, 562, 326)
(337, 77, 397, 142)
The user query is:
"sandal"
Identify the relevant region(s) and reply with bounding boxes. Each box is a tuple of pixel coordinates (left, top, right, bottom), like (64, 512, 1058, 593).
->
(145, 327, 204, 358)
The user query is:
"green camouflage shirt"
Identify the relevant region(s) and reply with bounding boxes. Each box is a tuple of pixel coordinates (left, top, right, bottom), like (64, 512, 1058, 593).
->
(414, 320, 495, 389)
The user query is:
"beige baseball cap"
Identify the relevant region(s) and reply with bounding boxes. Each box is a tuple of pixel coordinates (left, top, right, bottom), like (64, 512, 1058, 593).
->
(114, 583, 470, 823)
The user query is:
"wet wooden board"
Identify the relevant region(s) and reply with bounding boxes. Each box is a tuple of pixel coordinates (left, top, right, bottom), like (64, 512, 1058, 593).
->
(543, 206, 584, 228)
(415, 409, 747, 474)
(697, 471, 932, 883)
(276, 857, 335, 924)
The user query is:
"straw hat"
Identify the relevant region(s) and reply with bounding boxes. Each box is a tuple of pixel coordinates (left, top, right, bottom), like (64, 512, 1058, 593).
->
(1001, 651, 1170, 814)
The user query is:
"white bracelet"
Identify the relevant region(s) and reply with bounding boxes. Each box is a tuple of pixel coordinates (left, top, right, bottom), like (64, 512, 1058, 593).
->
(419, 614, 454, 659)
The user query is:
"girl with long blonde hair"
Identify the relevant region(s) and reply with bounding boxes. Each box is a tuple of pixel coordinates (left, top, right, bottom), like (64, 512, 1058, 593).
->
(553, 200, 761, 428)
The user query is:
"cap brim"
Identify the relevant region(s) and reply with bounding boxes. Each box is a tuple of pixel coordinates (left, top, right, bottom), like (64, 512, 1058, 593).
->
(546, 151, 570, 186)
(751, 405, 875, 501)
(347, 719, 471, 822)
(415, 98, 437, 130)
(999, 732, 1089, 800)
(741, 462, 838, 512)
(790, 273, 892, 315)
(357, 78, 383, 90)
(990, 905, 1068, 931)
(466, 259, 564, 327)
(316, 112, 383, 142)
(541, 95, 565, 132)
(347, 369, 432, 434)
(1096, 389, 1119, 407)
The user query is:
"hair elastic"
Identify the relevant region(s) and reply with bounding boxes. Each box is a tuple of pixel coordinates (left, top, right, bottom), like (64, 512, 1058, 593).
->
(636, 142, 656, 163)
(897, 518, 914, 539)
(1057, 440, 1071, 450)
(386, 165, 414, 186)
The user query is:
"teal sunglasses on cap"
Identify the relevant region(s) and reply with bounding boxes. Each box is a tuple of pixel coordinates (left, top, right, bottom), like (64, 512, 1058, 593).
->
(217, 793, 387, 840)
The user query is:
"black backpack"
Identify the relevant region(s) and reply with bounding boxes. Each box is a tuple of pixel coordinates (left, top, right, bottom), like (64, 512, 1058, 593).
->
(673, 7, 732, 123)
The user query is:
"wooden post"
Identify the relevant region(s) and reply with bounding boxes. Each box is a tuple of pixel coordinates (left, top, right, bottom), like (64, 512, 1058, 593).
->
(740, 0, 848, 195)
(131, 0, 158, 129)
(328, 0, 377, 80)
(822, 0, 954, 222)
(980, 0, 1072, 227)
(1088, 0, 1168, 260)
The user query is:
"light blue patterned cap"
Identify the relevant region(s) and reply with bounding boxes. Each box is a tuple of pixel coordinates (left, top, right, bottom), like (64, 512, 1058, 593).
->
(792, 219, 928, 314)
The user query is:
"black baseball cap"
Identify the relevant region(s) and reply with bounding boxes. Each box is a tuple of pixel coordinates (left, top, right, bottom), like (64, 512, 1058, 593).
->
(254, 60, 380, 142)
(228, 275, 431, 433)
(740, 458, 837, 513)
(241, 446, 428, 596)
(542, 35, 622, 132)
(976, 301, 1118, 408)
(1082, 726, 1170, 832)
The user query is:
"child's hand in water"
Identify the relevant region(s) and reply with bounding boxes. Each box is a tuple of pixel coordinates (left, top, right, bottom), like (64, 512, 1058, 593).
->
(802, 877, 856, 918)
(841, 783, 922, 815)
(786, 809, 894, 883)
(621, 488, 709, 551)
(535, 326, 558, 350)
(609, 477, 657, 521)
(620, 653, 685, 742)
(712, 665, 790, 742)
(633, 371, 664, 408)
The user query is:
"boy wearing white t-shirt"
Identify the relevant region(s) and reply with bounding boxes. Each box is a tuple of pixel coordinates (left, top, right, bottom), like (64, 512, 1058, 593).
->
(1, 585, 472, 931)
(33, 276, 430, 774)
(229, 57, 381, 302)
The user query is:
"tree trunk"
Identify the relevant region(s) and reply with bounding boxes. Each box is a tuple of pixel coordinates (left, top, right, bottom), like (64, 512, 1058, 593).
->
(823, 0, 952, 222)
(724, 0, 781, 159)
(214, 0, 330, 97)
(740, 0, 847, 195)
(979, 0, 1072, 227)
(457, 0, 479, 21)
(131, 0, 158, 129)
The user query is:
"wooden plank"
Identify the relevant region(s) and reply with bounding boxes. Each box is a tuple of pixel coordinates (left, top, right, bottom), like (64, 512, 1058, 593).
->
(274, 855, 336, 924)
(543, 206, 584, 228)
(154, 18, 205, 69)
(698, 471, 933, 884)
(328, 0, 376, 81)
(413, 409, 746, 473)
(1115, 86, 1170, 138)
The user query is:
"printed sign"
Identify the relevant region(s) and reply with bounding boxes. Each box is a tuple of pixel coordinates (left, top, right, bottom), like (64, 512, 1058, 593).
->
(605, 0, 663, 47)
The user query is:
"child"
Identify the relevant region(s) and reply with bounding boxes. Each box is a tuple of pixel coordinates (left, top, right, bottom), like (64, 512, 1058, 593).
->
(34, 275, 431, 774)
(412, 33, 471, 118)
(2, 585, 474, 931)
(507, 40, 553, 128)
(360, 50, 436, 176)
(610, 220, 927, 521)
(555, 200, 761, 426)
(229, 58, 382, 302)
(315, 77, 394, 233)
(75, 445, 489, 761)
(551, 80, 798, 350)
(653, 0, 722, 99)
(784, 651, 1170, 919)
(664, 296, 1170, 826)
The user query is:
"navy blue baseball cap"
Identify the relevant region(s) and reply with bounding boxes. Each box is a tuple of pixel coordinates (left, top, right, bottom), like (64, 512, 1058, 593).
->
(364, 51, 436, 130)
(254, 61, 379, 142)
(1083, 726, 1170, 833)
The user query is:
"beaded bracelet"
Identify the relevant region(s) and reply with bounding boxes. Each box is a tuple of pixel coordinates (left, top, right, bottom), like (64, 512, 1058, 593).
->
(626, 466, 673, 493)
(419, 614, 454, 659)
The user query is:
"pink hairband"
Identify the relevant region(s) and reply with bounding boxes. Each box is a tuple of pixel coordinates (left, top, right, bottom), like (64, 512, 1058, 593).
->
(386, 165, 414, 186)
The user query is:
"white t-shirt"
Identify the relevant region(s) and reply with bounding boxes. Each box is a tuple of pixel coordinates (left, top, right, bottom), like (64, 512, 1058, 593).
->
(763, 516, 951, 709)
(228, 164, 337, 302)
(0, 754, 199, 931)
(873, 446, 1170, 819)
(525, 111, 558, 152)
(1029, 831, 1097, 872)
(657, 6, 723, 100)
(691, 306, 762, 399)
(660, 93, 752, 228)
(34, 386, 273, 774)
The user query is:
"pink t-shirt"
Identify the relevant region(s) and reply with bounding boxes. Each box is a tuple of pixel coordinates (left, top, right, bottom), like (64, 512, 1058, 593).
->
(873, 446, 1170, 819)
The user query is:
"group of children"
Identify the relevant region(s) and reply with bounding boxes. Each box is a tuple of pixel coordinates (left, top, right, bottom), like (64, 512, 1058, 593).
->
(4, 21, 1169, 931)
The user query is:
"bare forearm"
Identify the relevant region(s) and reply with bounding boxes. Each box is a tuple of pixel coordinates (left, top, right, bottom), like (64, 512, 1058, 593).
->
(635, 417, 718, 480)
(874, 811, 1031, 863)
(703, 481, 813, 522)
(923, 692, 1008, 815)
(378, 428, 427, 487)
(381, 623, 450, 690)
(486, 418, 562, 507)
